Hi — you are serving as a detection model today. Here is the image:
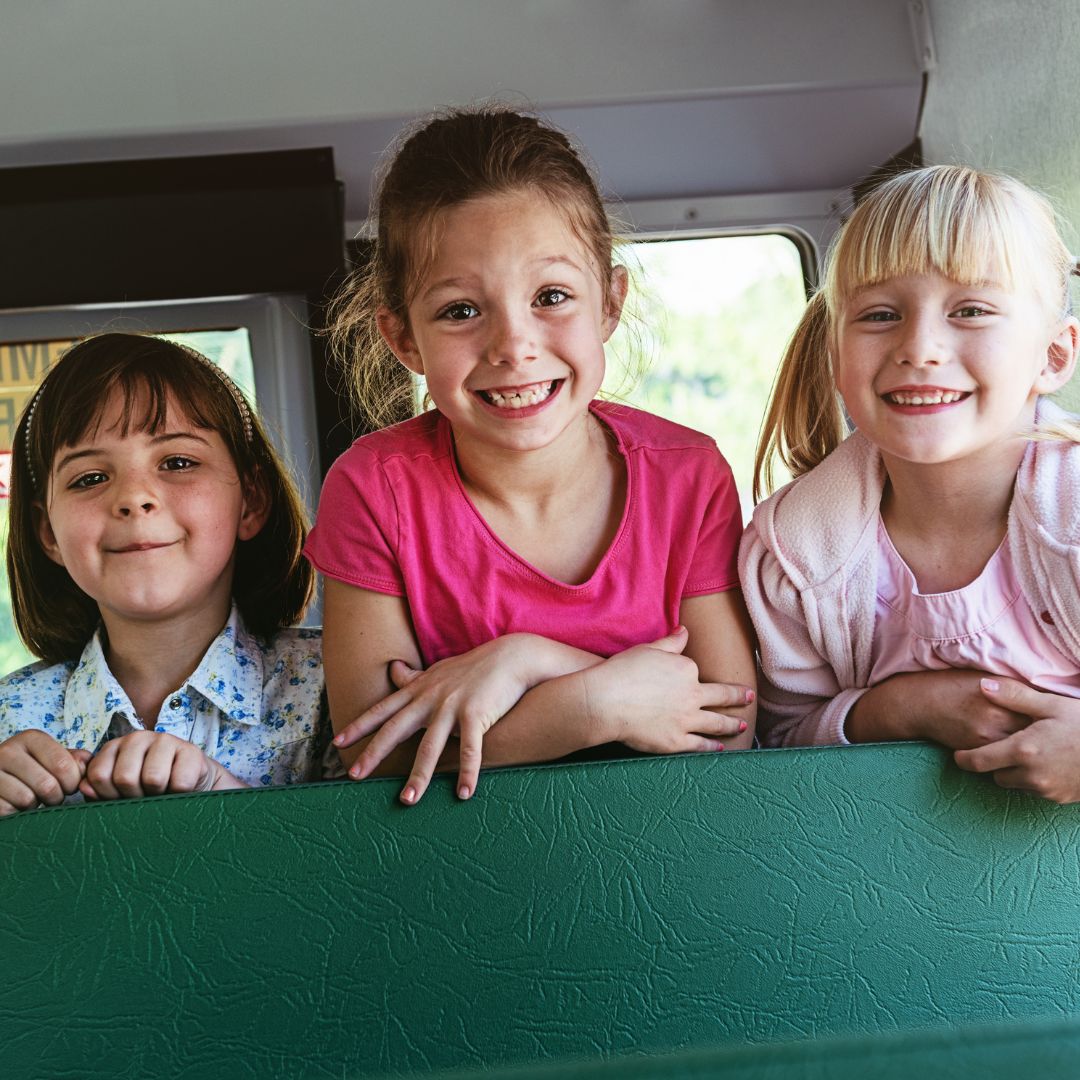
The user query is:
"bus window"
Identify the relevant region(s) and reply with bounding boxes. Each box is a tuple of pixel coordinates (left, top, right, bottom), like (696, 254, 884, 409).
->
(605, 232, 808, 518)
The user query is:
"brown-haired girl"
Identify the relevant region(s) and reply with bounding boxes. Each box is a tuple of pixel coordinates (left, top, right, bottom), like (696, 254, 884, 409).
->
(742, 165, 1080, 803)
(0, 333, 328, 814)
(307, 106, 757, 805)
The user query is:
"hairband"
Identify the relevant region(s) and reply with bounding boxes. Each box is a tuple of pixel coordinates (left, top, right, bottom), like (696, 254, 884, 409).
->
(23, 346, 254, 491)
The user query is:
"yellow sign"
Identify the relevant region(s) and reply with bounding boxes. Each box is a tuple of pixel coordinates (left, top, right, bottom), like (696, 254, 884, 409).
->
(0, 340, 74, 454)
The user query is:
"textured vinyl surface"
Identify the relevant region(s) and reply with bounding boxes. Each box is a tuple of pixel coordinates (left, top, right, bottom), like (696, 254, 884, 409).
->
(2, 743, 1079, 1079)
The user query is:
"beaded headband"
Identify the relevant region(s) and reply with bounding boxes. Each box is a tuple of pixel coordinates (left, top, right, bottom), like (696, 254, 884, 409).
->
(23, 344, 255, 490)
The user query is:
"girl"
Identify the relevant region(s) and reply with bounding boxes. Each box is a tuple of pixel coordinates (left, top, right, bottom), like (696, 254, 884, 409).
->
(0, 333, 328, 814)
(742, 165, 1080, 803)
(306, 106, 757, 805)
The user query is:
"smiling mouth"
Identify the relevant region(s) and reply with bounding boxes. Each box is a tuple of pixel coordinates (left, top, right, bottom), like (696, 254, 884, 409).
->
(108, 541, 178, 554)
(882, 389, 971, 406)
(476, 379, 560, 409)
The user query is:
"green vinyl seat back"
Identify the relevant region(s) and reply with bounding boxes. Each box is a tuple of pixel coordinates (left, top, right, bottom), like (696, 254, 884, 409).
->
(2, 743, 1079, 1079)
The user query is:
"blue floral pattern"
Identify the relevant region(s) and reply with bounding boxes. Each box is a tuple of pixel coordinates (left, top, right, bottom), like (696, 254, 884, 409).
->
(0, 607, 335, 796)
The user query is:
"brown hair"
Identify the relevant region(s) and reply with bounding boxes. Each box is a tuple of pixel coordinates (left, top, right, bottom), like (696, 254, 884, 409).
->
(8, 332, 313, 662)
(753, 165, 1077, 502)
(328, 104, 621, 429)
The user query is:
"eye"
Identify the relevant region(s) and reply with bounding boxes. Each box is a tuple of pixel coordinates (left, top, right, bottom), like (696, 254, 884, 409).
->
(161, 455, 198, 472)
(68, 471, 108, 490)
(437, 301, 480, 322)
(536, 288, 571, 308)
(952, 304, 991, 318)
(858, 310, 899, 323)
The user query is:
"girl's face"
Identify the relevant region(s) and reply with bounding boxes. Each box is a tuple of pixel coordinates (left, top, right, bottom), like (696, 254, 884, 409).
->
(834, 268, 1078, 474)
(34, 387, 267, 633)
(378, 191, 626, 462)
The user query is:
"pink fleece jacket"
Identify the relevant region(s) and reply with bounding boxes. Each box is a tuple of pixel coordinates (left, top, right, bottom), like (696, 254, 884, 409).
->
(739, 399, 1080, 747)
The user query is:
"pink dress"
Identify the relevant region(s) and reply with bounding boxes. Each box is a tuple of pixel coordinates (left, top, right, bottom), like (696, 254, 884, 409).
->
(305, 403, 743, 664)
(870, 520, 1080, 697)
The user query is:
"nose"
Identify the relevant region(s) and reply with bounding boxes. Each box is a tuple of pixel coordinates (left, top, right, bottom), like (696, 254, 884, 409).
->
(485, 306, 539, 368)
(112, 472, 159, 517)
(894, 311, 945, 368)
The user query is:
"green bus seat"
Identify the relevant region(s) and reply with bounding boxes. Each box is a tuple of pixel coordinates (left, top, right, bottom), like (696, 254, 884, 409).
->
(2, 743, 1079, 1078)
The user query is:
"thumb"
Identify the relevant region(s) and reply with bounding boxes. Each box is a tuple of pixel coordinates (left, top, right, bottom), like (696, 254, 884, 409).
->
(647, 624, 689, 655)
(69, 748, 93, 776)
(979, 676, 1055, 719)
(388, 658, 423, 689)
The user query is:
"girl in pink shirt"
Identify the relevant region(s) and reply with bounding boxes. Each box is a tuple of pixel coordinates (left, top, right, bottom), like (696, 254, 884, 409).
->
(305, 106, 756, 804)
(741, 165, 1080, 803)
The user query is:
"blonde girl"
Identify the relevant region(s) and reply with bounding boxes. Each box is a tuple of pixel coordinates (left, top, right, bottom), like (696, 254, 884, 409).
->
(742, 165, 1080, 803)
(306, 106, 757, 805)
(0, 333, 327, 813)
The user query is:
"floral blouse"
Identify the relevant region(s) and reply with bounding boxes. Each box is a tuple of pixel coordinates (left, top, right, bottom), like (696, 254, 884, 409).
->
(0, 606, 333, 792)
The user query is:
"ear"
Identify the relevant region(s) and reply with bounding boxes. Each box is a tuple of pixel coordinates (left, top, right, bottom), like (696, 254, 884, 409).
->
(237, 474, 272, 542)
(601, 265, 630, 342)
(376, 306, 425, 377)
(32, 502, 65, 567)
(1035, 315, 1080, 395)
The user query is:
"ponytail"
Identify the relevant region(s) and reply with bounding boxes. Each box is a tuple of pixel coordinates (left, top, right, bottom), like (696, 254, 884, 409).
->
(753, 292, 847, 502)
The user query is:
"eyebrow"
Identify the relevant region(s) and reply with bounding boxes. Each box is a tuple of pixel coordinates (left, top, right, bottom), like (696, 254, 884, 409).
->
(54, 431, 211, 473)
(419, 256, 588, 302)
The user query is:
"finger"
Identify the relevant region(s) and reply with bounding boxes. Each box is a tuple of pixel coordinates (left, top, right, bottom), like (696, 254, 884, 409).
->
(69, 748, 94, 771)
(954, 734, 1023, 774)
(388, 659, 424, 690)
(646, 625, 690, 655)
(334, 687, 419, 750)
(455, 724, 484, 801)
(400, 712, 456, 806)
(349, 701, 433, 780)
(168, 744, 210, 793)
(4, 754, 69, 807)
(140, 736, 181, 795)
(0, 771, 44, 813)
(698, 681, 756, 710)
(695, 710, 750, 738)
(25, 736, 86, 798)
(85, 741, 124, 801)
(0, 797, 20, 817)
(979, 677, 1056, 720)
(985, 766, 1042, 794)
(681, 734, 726, 754)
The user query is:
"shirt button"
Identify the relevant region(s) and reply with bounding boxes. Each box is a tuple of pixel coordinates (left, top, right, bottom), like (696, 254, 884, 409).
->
(169, 696, 183, 709)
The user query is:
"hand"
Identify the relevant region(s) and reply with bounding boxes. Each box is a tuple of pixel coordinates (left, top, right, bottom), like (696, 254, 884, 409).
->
(584, 627, 753, 755)
(78, 730, 235, 801)
(849, 669, 1031, 748)
(337, 635, 547, 804)
(954, 679, 1080, 804)
(0, 730, 91, 815)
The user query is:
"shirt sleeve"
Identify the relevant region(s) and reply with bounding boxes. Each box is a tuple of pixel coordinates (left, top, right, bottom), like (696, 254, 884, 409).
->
(303, 445, 406, 596)
(738, 519, 866, 746)
(683, 446, 744, 596)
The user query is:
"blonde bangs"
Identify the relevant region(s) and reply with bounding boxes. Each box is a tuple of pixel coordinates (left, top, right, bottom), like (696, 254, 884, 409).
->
(826, 168, 1032, 306)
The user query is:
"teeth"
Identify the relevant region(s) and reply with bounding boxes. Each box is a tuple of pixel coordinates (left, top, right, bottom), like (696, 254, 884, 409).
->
(482, 381, 556, 409)
(887, 390, 966, 406)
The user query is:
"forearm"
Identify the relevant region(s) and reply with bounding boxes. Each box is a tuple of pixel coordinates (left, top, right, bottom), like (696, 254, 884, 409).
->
(844, 676, 925, 743)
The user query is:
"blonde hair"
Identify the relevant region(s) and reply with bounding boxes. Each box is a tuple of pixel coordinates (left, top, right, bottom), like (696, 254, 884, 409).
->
(327, 105, 623, 431)
(754, 165, 1077, 502)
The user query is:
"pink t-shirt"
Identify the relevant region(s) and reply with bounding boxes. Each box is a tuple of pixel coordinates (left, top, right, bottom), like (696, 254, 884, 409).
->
(870, 519, 1080, 697)
(305, 402, 742, 665)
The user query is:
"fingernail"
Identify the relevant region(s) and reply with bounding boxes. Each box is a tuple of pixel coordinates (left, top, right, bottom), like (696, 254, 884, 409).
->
(348, 766, 362, 780)
(745, 689, 756, 704)
(333, 734, 344, 746)
(981, 679, 1000, 692)
(716, 744, 725, 753)
(458, 785, 471, 800)
(400, 786, 417, 805)
(738, 721, 748, 733)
